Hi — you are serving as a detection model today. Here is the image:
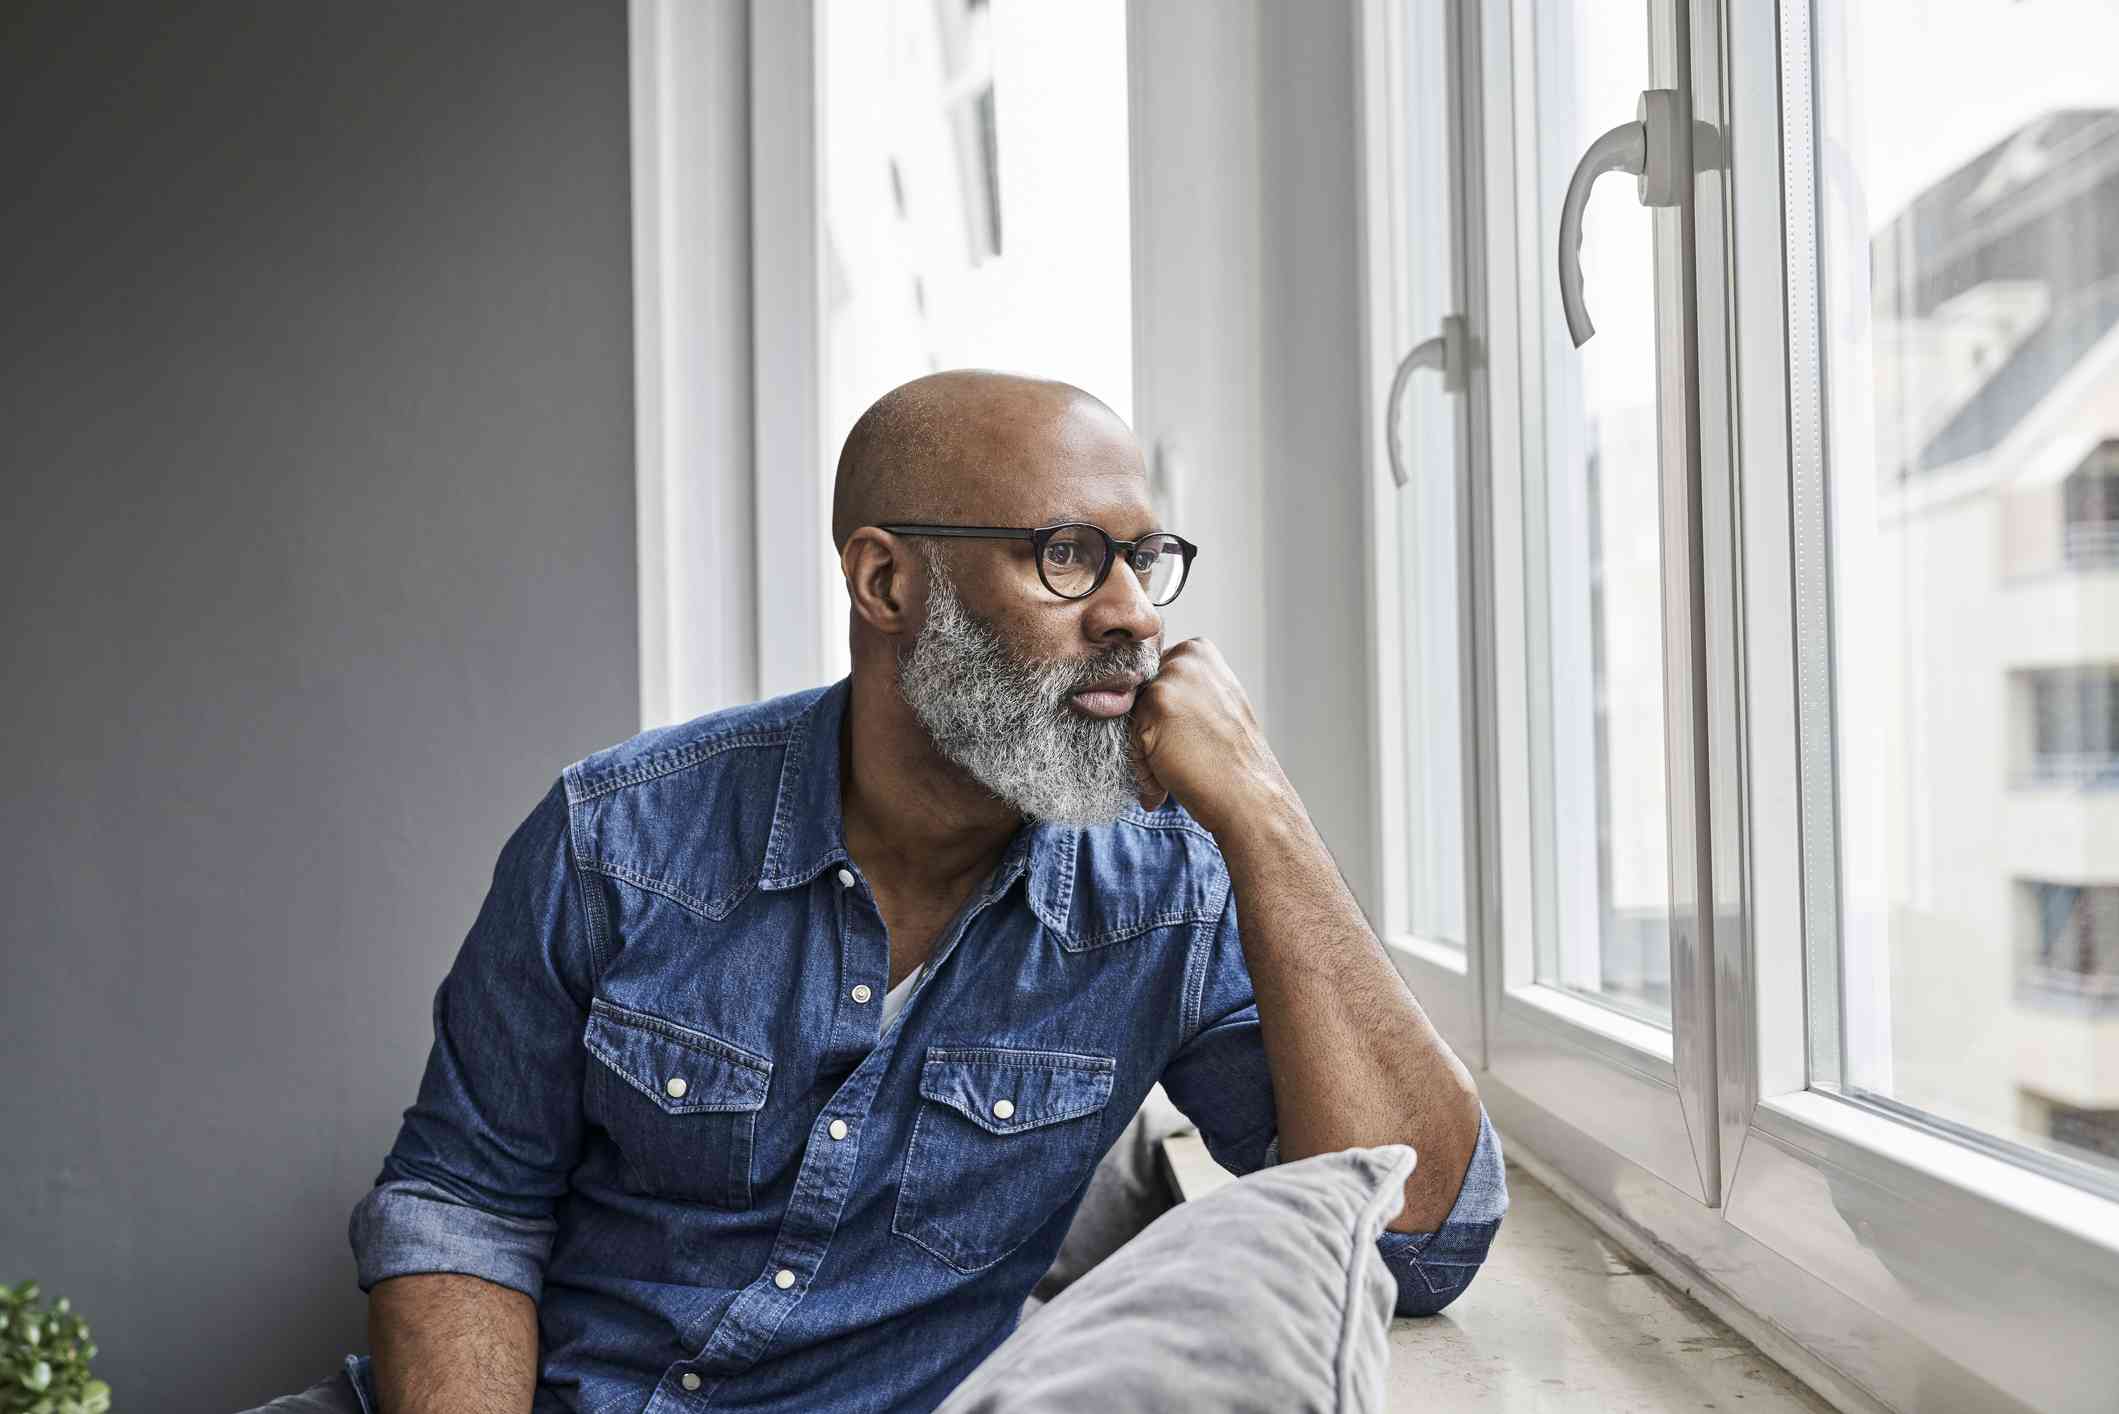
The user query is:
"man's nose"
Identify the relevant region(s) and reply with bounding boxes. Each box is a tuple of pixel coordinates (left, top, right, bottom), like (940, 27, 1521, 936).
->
(1082, 560, 1164, 642)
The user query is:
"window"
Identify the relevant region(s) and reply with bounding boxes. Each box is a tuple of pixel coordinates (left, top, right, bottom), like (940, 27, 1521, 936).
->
(933, 0, 1001, 264)
(1814, 0, 2119, 1191)
(1517, 0, 1672, 1029)
(816, 0, 1131, 678)
(2019, 880, 2119, 1012)
(2064, 441, 2119, 566)
(2017, 666, 2119, 783)
(1365, 0, 1471, 954)
(1357, 0, 2119, 1404)
(2046, 1100, 2119, 1161)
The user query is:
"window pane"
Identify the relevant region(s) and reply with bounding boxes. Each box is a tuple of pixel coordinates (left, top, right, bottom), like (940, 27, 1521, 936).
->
(1522, 0, 1669, 1024)
(1393, 0, 1464, 946)
(819, 0, 1132, 680)
(1817, 0, 2119, 1183)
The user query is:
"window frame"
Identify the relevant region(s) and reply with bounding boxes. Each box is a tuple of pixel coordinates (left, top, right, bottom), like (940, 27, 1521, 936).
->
(1358, 0, 2119, 1407)
(1353, 0, 1488, 1060)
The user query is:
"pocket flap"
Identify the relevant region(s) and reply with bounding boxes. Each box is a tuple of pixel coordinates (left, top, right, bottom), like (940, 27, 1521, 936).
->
(584, 998, 772, 1115)
(918, 1046, 1116, 1135)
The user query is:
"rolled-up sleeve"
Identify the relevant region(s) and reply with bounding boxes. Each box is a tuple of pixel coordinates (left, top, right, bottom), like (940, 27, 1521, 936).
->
(1370, 1108, 1507, 1316)
(349, 777, 595, 1304)
(1158, 893, 1508, 1318)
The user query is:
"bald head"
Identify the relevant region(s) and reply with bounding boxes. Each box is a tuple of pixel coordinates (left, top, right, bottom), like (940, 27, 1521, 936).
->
(830, 370, 1143, 552)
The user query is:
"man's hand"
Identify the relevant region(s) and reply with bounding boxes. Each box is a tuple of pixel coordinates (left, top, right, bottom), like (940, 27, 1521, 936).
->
(1129, 638, 1296, 836)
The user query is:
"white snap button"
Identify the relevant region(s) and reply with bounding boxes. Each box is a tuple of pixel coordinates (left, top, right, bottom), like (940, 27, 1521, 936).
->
(774, 1268, 796, 1289)
(836, 867, 856, 887)
(681, 1373, 702, 1392)
(828, 1118, 849, 1140)
(851, 983, 872, 1004)
(992, 1098, 1015, 1120)
(665, 1077, 687, 1099)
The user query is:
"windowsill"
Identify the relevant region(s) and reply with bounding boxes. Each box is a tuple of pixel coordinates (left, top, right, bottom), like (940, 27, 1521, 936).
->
(1379, 1158, 1837, 1412)
(1160, 1137, 1834, 1410)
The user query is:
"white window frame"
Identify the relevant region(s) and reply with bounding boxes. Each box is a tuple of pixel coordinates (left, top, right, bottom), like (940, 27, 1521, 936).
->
(1353, 0, 1487, 1062)
(630, 0, 835, 721)
(1357, 0, 2119, 1409)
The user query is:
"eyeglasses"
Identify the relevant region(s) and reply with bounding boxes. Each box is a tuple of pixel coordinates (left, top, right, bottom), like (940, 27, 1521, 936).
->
(879, 522, 1198, 606)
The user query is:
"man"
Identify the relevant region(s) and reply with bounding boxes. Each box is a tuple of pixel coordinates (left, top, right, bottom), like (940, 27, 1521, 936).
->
(270, 370, 1506, 1413)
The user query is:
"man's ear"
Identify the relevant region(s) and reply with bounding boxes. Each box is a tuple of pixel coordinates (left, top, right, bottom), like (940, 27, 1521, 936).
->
(842, 527, 922, 636)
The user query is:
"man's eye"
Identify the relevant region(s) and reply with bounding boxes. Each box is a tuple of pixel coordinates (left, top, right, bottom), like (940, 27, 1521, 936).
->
(1129, 548, 1158, 574)
(1045, 543, 1078, 566)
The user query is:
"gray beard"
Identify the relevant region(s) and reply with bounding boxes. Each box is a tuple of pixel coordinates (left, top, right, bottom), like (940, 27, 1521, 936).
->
(896, 556, 1161, 827)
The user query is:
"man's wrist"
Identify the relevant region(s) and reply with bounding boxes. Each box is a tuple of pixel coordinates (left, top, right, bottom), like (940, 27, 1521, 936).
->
(1197, 774, 1312, 856)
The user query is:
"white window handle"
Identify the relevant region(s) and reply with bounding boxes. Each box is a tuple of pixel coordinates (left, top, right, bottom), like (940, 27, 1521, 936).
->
(1558, 89, 1681, 347)
(1384, 314, 1466, 489)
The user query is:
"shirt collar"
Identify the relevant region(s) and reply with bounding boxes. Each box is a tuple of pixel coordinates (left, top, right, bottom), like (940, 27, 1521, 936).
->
(755, 677, 1075, 931)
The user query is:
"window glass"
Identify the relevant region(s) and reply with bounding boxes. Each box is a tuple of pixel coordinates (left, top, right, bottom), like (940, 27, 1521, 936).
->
(1816, 0, 2119, 1183)
(1392, 0, 1465, 947)
(819, 0, 1132, 678)
(1522, 0, 1669, 1024)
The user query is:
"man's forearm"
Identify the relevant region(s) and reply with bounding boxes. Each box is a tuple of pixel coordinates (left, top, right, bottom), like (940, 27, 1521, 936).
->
(1217, 789, 1483, 1233)
(368, 1272, 539, 1414)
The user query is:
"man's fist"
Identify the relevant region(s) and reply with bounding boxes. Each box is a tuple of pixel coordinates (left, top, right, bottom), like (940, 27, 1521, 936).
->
(1128, 638, 1293, 837)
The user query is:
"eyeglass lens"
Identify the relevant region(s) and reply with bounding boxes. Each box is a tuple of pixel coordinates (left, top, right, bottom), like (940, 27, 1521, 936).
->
(1039, 526, 1188, 605)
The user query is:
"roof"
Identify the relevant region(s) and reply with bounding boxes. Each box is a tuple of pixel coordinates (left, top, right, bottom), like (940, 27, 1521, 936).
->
(1870, 109, 2119, 473)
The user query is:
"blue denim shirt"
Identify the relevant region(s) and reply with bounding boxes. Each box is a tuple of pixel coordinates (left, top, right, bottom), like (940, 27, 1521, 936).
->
(349, 678, 1507, 1413)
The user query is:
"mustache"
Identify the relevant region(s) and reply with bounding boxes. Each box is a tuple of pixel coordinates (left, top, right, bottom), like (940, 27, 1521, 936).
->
(1046, 640, 1162, 697)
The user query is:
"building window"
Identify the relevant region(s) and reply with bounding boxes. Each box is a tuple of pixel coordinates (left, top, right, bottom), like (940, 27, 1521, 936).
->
(2018, 880, 2119, 1012)
(2050, 1102, 2119, 1162)
(2063, 440, 2119, 568)
(2018, 666, 2119, 784)
(933, 0, 1000, 265)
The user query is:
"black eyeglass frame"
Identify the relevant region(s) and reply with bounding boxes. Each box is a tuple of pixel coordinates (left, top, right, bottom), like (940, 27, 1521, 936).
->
(878, 522, 1199, 605)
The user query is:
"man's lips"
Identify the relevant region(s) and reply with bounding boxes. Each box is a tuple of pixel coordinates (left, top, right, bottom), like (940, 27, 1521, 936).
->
(1067, 676, 1142, 718)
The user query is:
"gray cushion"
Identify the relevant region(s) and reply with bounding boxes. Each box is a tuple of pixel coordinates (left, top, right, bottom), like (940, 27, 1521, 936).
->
(942, 1143, 1417, 1414)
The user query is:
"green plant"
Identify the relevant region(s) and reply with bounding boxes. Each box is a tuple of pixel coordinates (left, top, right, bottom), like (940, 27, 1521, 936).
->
(0, 1283, 110, 1414)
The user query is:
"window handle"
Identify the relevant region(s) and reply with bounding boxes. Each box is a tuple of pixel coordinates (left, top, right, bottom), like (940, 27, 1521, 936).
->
(1385, 314, 1467, 489)
(1558, 89, 1681, 348)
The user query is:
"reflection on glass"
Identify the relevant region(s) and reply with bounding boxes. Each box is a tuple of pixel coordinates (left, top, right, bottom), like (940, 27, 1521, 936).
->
(1393, 0, 1464, 946)
(1819, 0, 2119, 1182)
(1525, 0, 1670, 1024)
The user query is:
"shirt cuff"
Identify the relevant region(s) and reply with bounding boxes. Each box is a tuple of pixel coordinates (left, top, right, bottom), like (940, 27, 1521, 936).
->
(1373, 1106, 1508, 1317)
(348, 1177, 558, 1304)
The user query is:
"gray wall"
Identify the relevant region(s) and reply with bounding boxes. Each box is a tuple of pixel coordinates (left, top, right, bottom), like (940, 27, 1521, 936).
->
(0, 4, 638, 1410)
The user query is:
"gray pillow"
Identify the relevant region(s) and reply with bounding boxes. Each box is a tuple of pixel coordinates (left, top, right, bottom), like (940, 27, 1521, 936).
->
(940, 1143, 1417, 1414)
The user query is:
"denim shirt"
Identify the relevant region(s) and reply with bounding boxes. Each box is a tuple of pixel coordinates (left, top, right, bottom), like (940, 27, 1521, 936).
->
(349, 678, 1507, 1413)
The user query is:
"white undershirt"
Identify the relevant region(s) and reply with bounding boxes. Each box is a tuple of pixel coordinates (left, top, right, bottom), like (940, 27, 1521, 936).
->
(879, 961, 924, 1029)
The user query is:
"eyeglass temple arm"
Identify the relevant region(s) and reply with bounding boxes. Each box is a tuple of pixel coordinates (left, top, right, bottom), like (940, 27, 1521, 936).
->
(877, 525, 1035, 540)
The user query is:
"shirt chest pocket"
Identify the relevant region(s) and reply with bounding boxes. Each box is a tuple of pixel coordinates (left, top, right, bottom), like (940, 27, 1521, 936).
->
(893, 1046, 1117, 1274)
(582, 998, 773, 1209)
